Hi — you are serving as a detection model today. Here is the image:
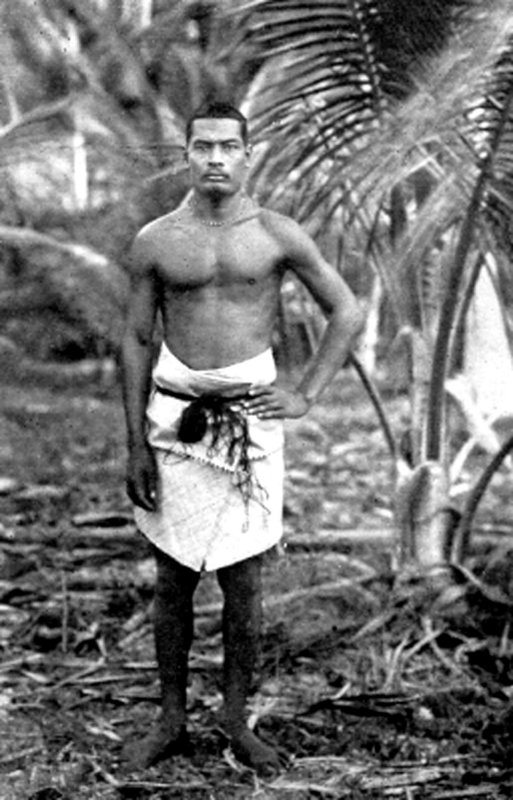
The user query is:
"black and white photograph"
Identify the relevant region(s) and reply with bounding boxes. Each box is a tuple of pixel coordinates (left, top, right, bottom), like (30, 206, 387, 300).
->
(1, 1, 513, 798)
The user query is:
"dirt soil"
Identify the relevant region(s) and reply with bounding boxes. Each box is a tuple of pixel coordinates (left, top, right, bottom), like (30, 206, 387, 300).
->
(1, 367, 512, 799)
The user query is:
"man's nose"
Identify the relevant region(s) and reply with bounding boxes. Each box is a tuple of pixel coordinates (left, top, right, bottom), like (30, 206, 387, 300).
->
(209, 145, 224, 163)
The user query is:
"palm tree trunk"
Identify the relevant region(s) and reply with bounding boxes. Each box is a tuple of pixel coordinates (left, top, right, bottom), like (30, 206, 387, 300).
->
(425, 84, 513, 462)
(395, 460, 455, 570)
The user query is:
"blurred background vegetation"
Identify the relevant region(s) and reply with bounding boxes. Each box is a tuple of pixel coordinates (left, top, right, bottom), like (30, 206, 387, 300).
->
(1, 0, 512, 371)
(2, 0, 513, 569)
(0, 0, 253, 364)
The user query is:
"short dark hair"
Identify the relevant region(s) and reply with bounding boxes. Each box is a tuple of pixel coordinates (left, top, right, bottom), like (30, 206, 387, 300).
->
(185, 101, 248, 146)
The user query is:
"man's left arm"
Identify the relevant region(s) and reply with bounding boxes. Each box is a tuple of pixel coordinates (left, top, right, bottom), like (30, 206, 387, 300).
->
(246, 220, 364, 419)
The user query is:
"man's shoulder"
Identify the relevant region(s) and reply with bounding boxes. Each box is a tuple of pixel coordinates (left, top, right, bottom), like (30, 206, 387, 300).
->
(258, 206, 313, 255)
(258, 206, 304, 240)
(136, 209, 185, 242)
(125, 212, 177, 276)
(131, 210, 185, 259)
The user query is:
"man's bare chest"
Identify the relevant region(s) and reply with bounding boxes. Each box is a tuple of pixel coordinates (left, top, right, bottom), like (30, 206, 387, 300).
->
(152, 225, 283, 289)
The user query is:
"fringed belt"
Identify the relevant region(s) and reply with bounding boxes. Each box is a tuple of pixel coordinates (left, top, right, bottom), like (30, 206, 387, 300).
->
(155, 385, 256, 501)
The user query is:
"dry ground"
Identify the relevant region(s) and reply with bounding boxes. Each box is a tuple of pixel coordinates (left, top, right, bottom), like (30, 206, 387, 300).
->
(0, 365, 512, 799)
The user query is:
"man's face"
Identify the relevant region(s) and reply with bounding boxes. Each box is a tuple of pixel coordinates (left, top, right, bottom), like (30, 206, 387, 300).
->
(186, 118, 250, 197)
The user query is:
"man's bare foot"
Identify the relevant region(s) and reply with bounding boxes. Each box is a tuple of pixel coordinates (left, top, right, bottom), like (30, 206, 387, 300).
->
(122, 723, 191, 769)
(229, 728, 284, 777)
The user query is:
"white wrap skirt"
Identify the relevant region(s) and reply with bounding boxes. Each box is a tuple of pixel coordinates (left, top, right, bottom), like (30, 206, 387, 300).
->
(133, 344, 284, 571)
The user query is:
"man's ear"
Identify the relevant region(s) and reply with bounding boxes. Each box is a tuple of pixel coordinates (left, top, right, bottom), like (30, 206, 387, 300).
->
(245, 144, 252, 163)
(183, 147, 189, 164)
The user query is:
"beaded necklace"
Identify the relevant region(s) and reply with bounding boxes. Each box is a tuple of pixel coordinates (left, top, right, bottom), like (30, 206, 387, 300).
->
(188, 196, 254, 227)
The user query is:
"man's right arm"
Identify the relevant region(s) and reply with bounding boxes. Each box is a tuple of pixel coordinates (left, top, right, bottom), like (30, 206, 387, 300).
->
(121, 232, 159, 511)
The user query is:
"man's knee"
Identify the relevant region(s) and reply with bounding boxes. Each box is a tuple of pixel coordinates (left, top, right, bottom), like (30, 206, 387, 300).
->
(154, 548, 199, 601)
(217, 558, 262, 625)
(217, 554, 262, 596)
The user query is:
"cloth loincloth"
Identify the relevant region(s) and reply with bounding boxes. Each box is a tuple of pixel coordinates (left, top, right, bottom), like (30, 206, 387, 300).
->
(133, 344, 284, 571)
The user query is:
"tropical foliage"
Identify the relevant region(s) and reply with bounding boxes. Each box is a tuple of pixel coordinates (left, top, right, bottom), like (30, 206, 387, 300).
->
(238, 0, 513, 570)
(0, 0, 250, 358)
(2, 0, 513, 572)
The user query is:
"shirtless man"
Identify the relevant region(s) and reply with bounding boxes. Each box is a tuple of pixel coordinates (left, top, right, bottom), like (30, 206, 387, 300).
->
(121, 101, 363, 774)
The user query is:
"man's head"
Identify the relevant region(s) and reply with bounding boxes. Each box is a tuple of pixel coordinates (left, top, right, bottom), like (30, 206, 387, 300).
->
(185, 102, 251, 198)
(185, 101, 248, 147)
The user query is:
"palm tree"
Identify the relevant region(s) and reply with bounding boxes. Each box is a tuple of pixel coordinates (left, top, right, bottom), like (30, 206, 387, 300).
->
(0, 0, 253, 358)
(236, 0, 513, 573)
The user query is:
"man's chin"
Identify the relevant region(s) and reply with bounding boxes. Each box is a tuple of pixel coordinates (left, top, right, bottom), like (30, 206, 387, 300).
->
(202, 184, 233, 199)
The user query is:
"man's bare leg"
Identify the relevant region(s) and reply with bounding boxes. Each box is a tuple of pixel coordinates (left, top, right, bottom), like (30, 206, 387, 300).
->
(129, 547, 200, 768)
(217, 554, 281, 775)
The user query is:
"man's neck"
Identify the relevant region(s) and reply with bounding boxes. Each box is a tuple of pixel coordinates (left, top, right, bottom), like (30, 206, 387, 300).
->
(189, 191, 254, 227)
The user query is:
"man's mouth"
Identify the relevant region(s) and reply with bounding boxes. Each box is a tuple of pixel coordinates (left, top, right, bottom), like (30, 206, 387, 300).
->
(204, 173, 227, 180)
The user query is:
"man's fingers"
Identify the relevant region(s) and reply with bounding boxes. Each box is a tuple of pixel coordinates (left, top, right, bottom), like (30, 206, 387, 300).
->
(137, 498, 155, 511)
(246, 387, 308, 419)
(134, 491, 157, 512)
(127, 476, 157, 511)
(249, 385, 272, 396)
(127, 484, 148, 510)
(141, 477, 157, 511)
(246, 390, 281, 410)
(248, 397, 281, 409)
(247, 387, 273, 404)
(248, 403, 283, 417)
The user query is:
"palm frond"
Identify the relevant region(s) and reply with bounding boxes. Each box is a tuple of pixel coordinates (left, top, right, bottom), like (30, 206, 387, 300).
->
(425, 77, 513, 460)
(247, 0, 513, 230)
(477, 37, 513, 261)
(246, 0, 391, 152)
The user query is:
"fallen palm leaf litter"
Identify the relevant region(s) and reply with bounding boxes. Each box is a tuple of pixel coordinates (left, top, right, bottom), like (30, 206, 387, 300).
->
(1, 378, 512, 798)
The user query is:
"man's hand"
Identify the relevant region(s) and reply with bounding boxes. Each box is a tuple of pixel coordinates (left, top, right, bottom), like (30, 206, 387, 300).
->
(126, 443, 158, 511)
(244, 386, 311, 419)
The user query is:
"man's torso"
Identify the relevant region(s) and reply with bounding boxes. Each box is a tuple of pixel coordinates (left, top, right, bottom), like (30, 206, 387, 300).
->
(140, 204, 289, 369)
